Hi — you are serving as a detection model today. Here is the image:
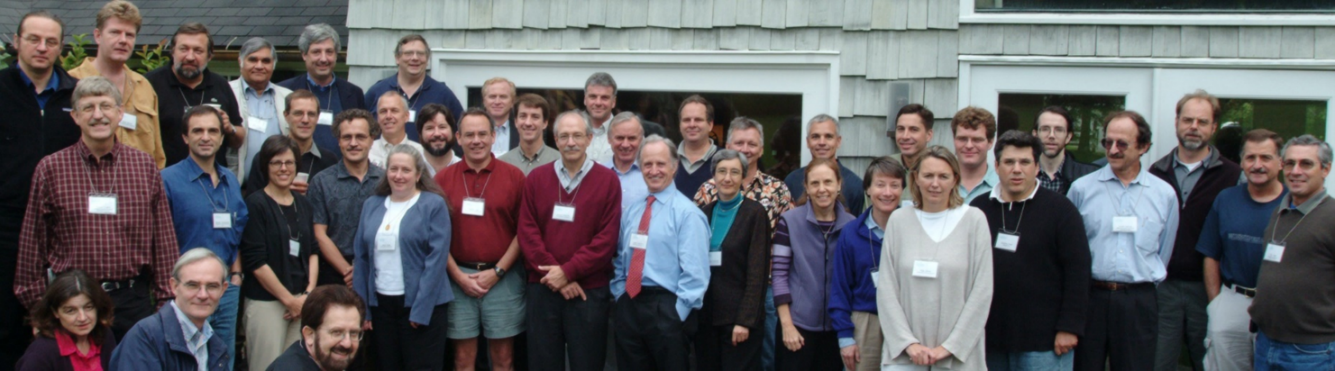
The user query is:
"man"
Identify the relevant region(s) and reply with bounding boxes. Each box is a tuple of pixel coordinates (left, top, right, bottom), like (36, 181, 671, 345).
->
(694, 116, 794, 229)
(111, 249, 231, 370)
(228, 37, 293, 183)
(435, 108, 527, 371)
(1146, 90, 1243, 371)
(418, 103, 461, 175)
(889, 104, 934, 206)
(482, 77, 520, 155)
(15, 76, 181, 339)
(610, 135, 711, 370)
(783, 114, 866, 214)
(0, 11, 82, 370)
(67, 0, 167, 168)
(952, 106, 1001, 204)
(601, 112, 650, 210)
(1251, 134, 1335, 370)
(1067, 110, 1179, 371)
(500, 93, 560, 175)
(308, 108, 383, 287)
(582, 72, 618, 163)
(971, 131, 1090, 370)
(161, 106, 250, 369)
(278, 23, 366, 156)
(145, 22, 245, 167)
(674, 95, 720, 197)
(1197, 129, 1286, 371)
(267, 285, 366, 371)
(243, 90, 339, 195)
(368, 91, 428, 168)
(518, 110, 622, 371)
(364, 34, 464, 141)
(1033, 106, 1098, 195)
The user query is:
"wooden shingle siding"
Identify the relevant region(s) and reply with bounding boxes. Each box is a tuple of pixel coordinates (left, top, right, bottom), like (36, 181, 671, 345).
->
(1029, 25, 1068, 56)
(1152, 26, 1181, 58)
(1281, 27, 1316, 59)
(1208, 27, 1239, 58)
(1181, 26, 1210, 57)
(1315, 28, 1335, 59)
(1239, 27, 1283, 59)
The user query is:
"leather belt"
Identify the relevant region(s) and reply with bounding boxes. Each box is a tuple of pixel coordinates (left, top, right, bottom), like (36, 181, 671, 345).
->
(458, 262, 497, 271)
(100, 278, 139, 292)
(1091, 280, 1152, 291)
(1226, 283, 1257, 298)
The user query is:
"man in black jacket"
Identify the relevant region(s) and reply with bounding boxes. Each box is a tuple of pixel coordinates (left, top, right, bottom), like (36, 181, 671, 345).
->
(1148, 90, 1242, 371)
(278, 23, 366, 161)
(0, 11, 82, 370)
(268, 285, 366, 371)
(1034, 106, 1097, 195)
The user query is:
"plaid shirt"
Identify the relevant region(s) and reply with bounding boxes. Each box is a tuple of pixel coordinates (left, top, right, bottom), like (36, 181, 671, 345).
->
(1038, 170, 1065, 194)
(16, 141, 179, 308)
(693, 171, 793, 231)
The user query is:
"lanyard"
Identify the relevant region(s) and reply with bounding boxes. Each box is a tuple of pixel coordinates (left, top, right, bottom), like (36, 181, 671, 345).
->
(1269, 197, 1324, 244)
(195, 173, 230, 212)
(308, 80, 335, 106)
(84, 157, 117, 194)
(868, 218, 883, 271)
(999, 200, 1028, 234)
(276, 199, 301, 240)
(177, 87, 206, 109)
(462, 168, 494, 199)
(1103, 180, 1147, 217)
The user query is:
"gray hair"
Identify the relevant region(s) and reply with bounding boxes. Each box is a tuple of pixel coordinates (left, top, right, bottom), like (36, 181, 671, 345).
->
(727, 116, 765, 147)
(1282, 134, 1333, 167)
(710, 148, 749, 175)
(806, 114, 839, 135)
(637, 134, 679, 168)
(608, 111, 642, 136)
(387, 144, 431, 174)
(555, 110, 593, 137)
(72, 76, 123, 108)
(298, 23, 340, 54)
(377, 90, 409, 112)
(237, 37, 276, 65)
(584, 72, 617, 95)
(173, 248, 228, 283)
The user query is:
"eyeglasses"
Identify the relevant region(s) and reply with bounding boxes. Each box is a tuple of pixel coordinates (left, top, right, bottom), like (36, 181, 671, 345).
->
(398, 50, 427, 58)
(1037, 126, 1067, 135)
(324, 328, 364, 341)
(22, 35, 60, 48)
(1100, 138, 1131, 151)
(180, 281, 225, 295)
(269, 160, 297, 168)
(77, 102, 120, 115)
(557, 133, 588, 142)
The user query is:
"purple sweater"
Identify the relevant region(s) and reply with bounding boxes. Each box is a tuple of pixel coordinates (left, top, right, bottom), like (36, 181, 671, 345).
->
(772, 203, 855, 331)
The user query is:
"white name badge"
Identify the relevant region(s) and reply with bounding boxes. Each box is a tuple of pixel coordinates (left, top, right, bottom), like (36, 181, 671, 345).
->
(630, 233, 649, 249)
(552, 205, 576, 222)
(204, 103, 221, 110)
(295, 172, 310, 185)
(710, 251, 722, 267)
(288, 239, 301, 257)
(408, 110, 417, 122)
(213, 212, 232, 229)
(1113, 216, 1138, 233)
(1264, 243, 1286, 263)
(119, 113, 137, 130)
(246, 116, 268, 131)
(318, 111, 333, 126)
(375, 233, 396, 252)
(88, 194, 117, 215)
(912, 260, 939, 278)
(995, 232, 1020, 252)
(462, 197, 485, 216)
(870, 269, 879, 288)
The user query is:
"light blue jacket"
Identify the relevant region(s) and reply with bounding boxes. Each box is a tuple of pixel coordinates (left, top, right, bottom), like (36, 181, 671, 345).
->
(353, 192, 454, 325)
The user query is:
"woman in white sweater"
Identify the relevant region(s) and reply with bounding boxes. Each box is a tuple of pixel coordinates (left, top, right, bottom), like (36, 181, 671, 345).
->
(876, 146, 993, 371)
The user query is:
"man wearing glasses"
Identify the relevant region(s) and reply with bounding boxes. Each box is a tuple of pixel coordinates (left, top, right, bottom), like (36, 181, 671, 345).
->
(111, 249, 232, 369)
(1033, 106, 1097, 195)
(268, 285, 368, 371)
(363, 34, 464, 141)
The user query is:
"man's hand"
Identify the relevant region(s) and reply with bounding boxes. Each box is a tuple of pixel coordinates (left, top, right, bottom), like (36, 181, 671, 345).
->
(456, 274, 489, 298)
(363, 320, 373, 331)
(559, 282, 587, 301)
(283, 293, 307, 320)
(470, 269, 500, 291)
(537, 265, 568, 290)
(1054, 331, 1079, 356)
(229, 273, 242, 287)
(731, 325, 750, 346)
(840, 345, 860, 370)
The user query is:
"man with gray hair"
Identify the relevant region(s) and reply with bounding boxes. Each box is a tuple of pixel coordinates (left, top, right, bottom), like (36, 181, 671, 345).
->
(602, 111, 650, 210)
(1250, 134, 1335, 370)
(228, 37, 293, 184)
(15, 76, 181, 340)
(111, 248, 231, 370)
(145, 22, 245, 167)
(783, 114, 865, 214)
(364, 34, 464, 142)
(279, 23, 367, 159)
(583, 72, 618, 163)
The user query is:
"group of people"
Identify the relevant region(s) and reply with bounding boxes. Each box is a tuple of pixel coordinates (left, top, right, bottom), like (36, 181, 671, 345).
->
(4, 1, 1335, 371)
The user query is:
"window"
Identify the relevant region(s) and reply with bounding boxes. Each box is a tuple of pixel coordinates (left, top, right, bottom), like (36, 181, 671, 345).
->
(975, 0, 1335, 12)
(998, 94, 1126, 164)
(1213, 98, 1327, 164)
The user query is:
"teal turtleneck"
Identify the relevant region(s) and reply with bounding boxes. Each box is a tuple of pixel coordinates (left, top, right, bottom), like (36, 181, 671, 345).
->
(710, 194, 743, 251)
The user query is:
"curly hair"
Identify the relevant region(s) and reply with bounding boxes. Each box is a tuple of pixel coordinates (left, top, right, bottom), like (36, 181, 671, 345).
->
(950, 106, 997, 141)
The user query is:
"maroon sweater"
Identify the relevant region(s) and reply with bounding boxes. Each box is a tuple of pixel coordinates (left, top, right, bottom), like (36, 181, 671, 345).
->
(518, 162, 622, 288)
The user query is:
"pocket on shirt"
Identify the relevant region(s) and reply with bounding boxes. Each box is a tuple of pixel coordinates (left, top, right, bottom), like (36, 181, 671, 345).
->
(1135, 218, 1164, 254)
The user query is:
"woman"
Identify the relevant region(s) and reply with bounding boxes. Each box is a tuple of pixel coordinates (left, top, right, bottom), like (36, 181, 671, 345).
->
(773, 158, 856, 371)
(241, 135, 320, 371)
(353, 144, 453, 371)
(695, 150, 772, 371)
(829, 156, 907, 371)
(877, 146, 993, 371)
(16, 270, 117, 371)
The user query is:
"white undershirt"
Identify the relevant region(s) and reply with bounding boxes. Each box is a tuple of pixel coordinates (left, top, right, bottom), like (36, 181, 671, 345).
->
(374, 192, 420, 295)
(915, 206, 968, 243)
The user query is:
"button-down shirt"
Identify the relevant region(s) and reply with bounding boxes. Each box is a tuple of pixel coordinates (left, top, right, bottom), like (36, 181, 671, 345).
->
(170, 301, 214, 371)
(585, 116, 614, 164)
(162, 158, 249, 267)
(1067, 166, 1180, 283)
(499, 145, 560, 175)
(308, 161, 385, 257)
(242, 84, 282, 171)
(611, 184, 712, 321)
(67, 58, 168, 168)
(1038, 168, 1066, 194)
(492, 121, 512, 156)
(556, 158, 596, 191)
(15, 141, 180, 307)
(18, 68, 59, 109)
(960, 164, 1000, 205)
(369, 137, 429, 173)
(604, 161, 649, 211)
(694, 171, 793, 231)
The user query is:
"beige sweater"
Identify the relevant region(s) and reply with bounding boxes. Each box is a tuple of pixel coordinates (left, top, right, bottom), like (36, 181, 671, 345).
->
(877, 206, 993, 370)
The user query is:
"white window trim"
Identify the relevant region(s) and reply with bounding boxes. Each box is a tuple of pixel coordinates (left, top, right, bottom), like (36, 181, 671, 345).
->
(960, 0, 1335, 26)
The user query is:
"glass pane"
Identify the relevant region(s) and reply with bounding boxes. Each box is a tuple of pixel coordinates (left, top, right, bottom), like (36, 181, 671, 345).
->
(998, 93, 1127, 164)
(976, 0, 1335, 12)
(1213, 98, 1327, 164)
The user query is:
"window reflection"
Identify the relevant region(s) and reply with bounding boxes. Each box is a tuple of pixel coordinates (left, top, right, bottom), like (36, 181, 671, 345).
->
(998, 93, 1126, 164)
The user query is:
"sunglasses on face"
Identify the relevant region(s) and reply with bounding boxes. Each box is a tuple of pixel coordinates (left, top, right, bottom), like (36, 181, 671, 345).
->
(1101, 138, 1132, 151)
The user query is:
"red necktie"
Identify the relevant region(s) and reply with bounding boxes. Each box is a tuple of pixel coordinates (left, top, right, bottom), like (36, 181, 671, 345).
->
(626, 195, 655, 298)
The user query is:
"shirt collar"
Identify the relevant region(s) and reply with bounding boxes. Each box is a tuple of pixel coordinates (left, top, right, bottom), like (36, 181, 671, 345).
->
(463, 156, 498, 174)
(1095, 164, 1151, 186)
(181, 157, 232, 186)
(335, 161, 384, 180)
(1285, 188, 1328, 214)
(557, 157, 595, 178)
(988, 183, 1039, 202)
(305, 142, 324, 159)
(863, 212, 884, 235)
(18, 68, 59, 93)
(243, 81, 275, 96)
(603, 160, 640, 176)
(75, 140, 121, 165)
(676, 140, 718, 165)
(648, 183, 680, 201)
(169, 301, 213, 346)
(306, 73, 335, 89)
(54, 329, 99, 358)
(388, 73, 432, 91)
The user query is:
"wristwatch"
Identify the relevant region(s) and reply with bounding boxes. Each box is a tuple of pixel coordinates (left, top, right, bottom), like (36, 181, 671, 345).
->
(494, 266, 506, 277)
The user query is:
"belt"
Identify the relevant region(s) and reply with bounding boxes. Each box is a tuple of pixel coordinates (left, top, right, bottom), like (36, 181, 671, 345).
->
(1226, 283, 1257, 298)
(100, 278, 139, 292)
(458, 262, 497, 271)
(1091, 280, 1152, 291)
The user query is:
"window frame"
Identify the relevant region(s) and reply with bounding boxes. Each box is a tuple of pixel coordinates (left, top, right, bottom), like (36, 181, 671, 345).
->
(961, 0, 1335, 26)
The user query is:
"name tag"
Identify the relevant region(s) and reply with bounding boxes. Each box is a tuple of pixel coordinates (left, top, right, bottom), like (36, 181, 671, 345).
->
(912, 260, 939, 278)
(88, 194, 117, 215)
(376, 232, 396, 252)
(246, 116, 268, 132)
(408, 110, 417, 122)
(552, 205, 575, 222)
(119, 114, 137, 130)
(1113, 216, 1138, 233)
(288, 239, 301, 257)
(995, 232, 1020, 252)
(630, 233, 648, 249)
(1264, 243, 1285, 263)
(709, 251, 722, 267)
(213, 212, 232, 229)
(462, 197, 485, 216)
(295, 172, 310, 185)
(318, 111, 333, 126)
(870, 269, 879, 288)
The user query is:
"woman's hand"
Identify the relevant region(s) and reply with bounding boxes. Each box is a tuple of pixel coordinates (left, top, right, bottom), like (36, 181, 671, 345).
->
(906, 343, 933, 365)
(781, 324, 804, 351)
(928, 346, 953, 364)
(731, 325, 749, 346)
(840, 345, 861, 370)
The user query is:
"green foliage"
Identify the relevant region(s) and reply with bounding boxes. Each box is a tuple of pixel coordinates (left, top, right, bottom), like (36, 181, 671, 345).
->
(60, 34, 91, 71)
(133, 40, 169, 74)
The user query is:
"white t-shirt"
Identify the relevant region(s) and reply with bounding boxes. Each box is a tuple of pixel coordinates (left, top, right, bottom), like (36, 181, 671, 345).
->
(369, 137, 430, 170)
(374, 192, 420, 295)
(915, 206, 969, 243)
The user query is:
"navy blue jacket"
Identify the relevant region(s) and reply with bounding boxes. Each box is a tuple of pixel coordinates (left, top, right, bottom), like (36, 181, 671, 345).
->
(363, 73, 464, 143)
(828, 210, 884, 340)
(353, 192, 454, 325)
(109, 304, 229, 371)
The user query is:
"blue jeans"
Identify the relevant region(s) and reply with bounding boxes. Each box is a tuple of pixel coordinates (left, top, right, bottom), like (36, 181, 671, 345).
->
(762, 286, 777, 371)
(210, 284, 240, 371)
(1255, 331, 1335, 371)
(987, 350, 1074, 371)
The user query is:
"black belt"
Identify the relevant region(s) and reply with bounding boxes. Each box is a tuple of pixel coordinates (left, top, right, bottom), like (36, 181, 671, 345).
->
(458, 262, 497, 271)
(1226, 283, 1257, 298)
(100, 278, 139, 292)
(1091, 280, 1153, 291)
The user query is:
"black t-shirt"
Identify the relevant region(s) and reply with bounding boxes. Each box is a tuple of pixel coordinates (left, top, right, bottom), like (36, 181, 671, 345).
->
(144, 66, 243, 167)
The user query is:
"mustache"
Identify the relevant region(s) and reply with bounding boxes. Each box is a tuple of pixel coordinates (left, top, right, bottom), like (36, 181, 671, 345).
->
(562, 145, 581, 152)
(1250, 168, 1269, 174)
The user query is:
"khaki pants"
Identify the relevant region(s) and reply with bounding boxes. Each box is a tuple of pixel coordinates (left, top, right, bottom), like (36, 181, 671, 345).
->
(244, 298, 303, 371)
(853, 311, 884, 371)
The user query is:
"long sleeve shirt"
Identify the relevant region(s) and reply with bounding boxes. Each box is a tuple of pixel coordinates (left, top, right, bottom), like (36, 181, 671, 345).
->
(1066, 166, 1180, 284)
(518, 162, 622, 288)
(829, 211, 885, 346)
(67, 58, 167, 169)
(611, 184, 712, 321)
(162, 159, 249, 267)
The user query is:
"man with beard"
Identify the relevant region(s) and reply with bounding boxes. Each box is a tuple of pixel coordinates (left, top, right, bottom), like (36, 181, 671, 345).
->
(242, 90, 339, 195)
(308, 109, 383, 287)
(888, 104, 934, 206)
(146, 23, 244, 167)
(500, 94, 560, 175)
(279, 24, 366, 155)
(1147, 90, 1241, 371)
(228, 37, 292, 184)
(364, 34, 464, 141)
(267, 285, 366, 371)
(417, 103, 460, 175)
(1033, 106, 1097, 195)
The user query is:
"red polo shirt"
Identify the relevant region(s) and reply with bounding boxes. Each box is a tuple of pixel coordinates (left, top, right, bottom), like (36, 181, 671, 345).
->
(435, 156, 526, 264)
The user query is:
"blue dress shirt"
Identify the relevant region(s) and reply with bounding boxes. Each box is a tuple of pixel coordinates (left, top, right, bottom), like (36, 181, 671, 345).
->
(960, 165, 1000, 205)
(162, 159, 249, 267)
(611, 184, 712, 321)
(18, 68, 59, 109)
(603, 161, 649, 212)
(241, 84, 282, 171)
(1067, 165, 1180, 283)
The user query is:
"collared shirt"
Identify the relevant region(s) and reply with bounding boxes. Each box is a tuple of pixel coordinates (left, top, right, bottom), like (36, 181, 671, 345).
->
(242, 83, 282, 171)
(54, 329, 102, 371)
(1173, 148, 1215, 202)
(15, 141, 179, 307)
(308, 162, 385, 257)
(676, 141, 718, 174)
(1067, 166, 1180, 283)
(492, 121, 512, 156)
(170, 301, 214, 371)
(585, 116, 614, 164)
(18, 68, 59, 109)
(162, 158, 249, 267)
(499, 145, 560, 175)
(369, 137, 430, 172)
(144, 66, 243, 167)
(603, 161, 649, 211)
(864, 213, 885, 239)
(305, 74, 342, 113)
(363, 73, 464, 142)
(436, 157, 526, 263)
(694, 171, 793, 231)
(556, 158, 596, 191)
(1038, 167, 1066, 194)
(67, 58, 168, 168)
(611, 184, 712, 321)
(960, 164, 1001, 204)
